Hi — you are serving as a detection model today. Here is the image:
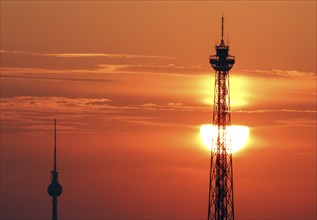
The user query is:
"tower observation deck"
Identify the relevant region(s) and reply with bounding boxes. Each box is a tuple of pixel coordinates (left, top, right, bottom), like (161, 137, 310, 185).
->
(208, 15, 235, 220)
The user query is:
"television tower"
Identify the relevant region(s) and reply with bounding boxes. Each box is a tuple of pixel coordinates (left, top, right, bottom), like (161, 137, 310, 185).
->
(47, 119, 63, 220)
(208, 15, 235, 220)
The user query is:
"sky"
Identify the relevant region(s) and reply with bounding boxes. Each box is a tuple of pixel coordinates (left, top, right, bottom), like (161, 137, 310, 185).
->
(0, 1, 316, 220)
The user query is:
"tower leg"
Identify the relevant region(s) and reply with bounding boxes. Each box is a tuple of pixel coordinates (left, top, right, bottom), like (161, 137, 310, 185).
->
(208, 71, 234, 220)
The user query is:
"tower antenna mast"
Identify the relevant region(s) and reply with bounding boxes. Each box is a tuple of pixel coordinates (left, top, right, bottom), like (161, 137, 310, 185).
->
(221, 13, 224, 41)
(220, 13, 225, 46)
(208, 15, 236, 220)
(54, 119, 56, 172)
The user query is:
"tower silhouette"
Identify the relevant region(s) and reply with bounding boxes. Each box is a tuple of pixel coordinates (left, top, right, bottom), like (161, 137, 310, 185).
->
(208, 15, 235, 220)
(47, 119, 63, 220)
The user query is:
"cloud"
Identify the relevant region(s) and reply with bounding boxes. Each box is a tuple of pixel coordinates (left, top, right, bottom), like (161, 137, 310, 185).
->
(0, 49, 175, 59)
(234, 109, 317, 113)
(0, 96, 205, 134)
(2, 95, 316, 136)
(41, 53, 175, 60)
(106, 64, 206, 75)
(1, 50, 207, 76)
(1, 96, 115, 133)
(1, 64, 207, 80)
(2, 50, 315, 78)
(276, 119, 316, 128)
(240, 69, 316, 79)
(1, 73, 119, 83)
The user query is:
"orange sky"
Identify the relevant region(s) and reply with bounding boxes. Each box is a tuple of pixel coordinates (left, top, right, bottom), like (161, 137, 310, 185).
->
(0, 1, 316, 220)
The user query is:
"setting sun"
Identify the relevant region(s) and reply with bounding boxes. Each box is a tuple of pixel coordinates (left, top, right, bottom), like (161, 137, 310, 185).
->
(200, 124, 249, 153)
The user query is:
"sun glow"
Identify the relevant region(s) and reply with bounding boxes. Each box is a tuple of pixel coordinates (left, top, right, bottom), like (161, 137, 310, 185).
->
(200, 124, 249, 153)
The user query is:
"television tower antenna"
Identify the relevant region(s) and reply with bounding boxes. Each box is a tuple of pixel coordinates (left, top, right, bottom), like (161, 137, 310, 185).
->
(221, 14, 224, 40)
(47, 119, 63, 220)
(208, 15, 235, 220)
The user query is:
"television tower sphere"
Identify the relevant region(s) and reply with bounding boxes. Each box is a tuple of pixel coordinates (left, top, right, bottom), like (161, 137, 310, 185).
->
(48, 177, 63, 197)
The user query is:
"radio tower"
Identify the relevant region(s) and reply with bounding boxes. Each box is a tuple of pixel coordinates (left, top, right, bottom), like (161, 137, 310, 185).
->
(208, 15, 235, 220)
(47, 119, 63, 220)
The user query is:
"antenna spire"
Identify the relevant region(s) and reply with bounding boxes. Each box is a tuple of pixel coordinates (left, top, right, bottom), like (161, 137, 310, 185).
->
(54, 119, 57, 171)
(221, 13, 224, 41)
(221, 13, 225, 45)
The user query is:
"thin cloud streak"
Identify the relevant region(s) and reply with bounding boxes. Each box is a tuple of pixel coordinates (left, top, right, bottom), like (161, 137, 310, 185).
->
(240, 69, 316, 79)
(234, 109, 317, 113)
(0, 49, 175, 59)
(42, 53, 175, 59)
(1, 65, 206, 77)
(1, 74, 119, 83)
(276, 119, 316, 128)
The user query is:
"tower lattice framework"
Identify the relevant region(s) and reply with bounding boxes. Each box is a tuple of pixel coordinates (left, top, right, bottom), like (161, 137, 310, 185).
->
(208, 15, 235, 220)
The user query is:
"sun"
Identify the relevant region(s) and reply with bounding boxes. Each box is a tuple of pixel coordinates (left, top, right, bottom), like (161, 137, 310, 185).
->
(200, 124, 249, 153)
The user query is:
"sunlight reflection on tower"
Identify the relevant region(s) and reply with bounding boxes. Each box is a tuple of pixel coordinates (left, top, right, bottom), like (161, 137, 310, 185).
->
(200, 124, 249, 153)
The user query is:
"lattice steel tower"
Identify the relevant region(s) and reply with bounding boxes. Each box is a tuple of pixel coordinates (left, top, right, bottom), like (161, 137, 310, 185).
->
(47, 119, 63, 220)
(208, 15, 235, 220)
